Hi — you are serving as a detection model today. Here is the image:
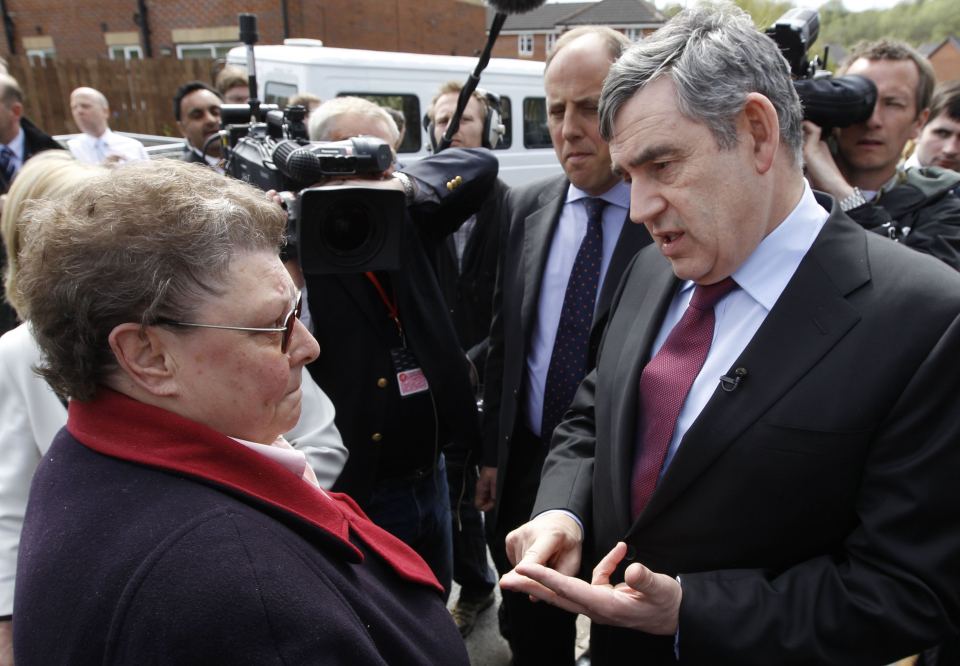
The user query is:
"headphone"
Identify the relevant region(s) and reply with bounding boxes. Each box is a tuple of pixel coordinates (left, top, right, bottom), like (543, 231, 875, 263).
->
(424, 88, 505, 152)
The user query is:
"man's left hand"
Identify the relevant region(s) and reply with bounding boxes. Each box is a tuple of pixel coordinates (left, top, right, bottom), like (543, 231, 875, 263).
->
(501, 541, 682, 636)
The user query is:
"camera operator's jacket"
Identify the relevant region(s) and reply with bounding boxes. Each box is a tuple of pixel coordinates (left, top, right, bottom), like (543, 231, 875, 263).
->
(305, 148, 498, 506)
(845, 165, 960, 271)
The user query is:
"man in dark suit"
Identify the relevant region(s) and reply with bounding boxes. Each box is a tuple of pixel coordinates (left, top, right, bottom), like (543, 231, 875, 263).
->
(304, 96, 498, 599)
(477, 26, 651, 666)
(502, 6, 960, 665)
(0, 73, 62, 335)
(173, 81, 223, 171)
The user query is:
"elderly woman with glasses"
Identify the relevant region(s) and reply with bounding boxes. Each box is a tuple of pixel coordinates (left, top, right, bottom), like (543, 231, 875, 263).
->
(11, 160, 468, 665)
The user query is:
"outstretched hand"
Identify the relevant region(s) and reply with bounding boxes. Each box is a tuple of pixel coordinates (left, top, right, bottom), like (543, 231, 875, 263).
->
(501, 541, 681, 636)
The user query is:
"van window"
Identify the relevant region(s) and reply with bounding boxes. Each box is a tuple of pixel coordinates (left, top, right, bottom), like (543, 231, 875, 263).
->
(495, 96, 512, 150)
(523, 97, 551, 149)
(265, 81, 298, 107)
(340, 93, 421, 153)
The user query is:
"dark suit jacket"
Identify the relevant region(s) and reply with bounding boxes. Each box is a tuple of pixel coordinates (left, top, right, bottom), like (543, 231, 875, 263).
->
(306, 148, 498, 505)
(534, 196, 960, 664)
(433, 177, 509, 380)
(0, 118, 63, 335)
(481, 174, 652, 509)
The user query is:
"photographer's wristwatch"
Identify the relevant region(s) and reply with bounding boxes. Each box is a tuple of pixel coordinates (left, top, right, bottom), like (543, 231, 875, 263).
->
(392, 171, 416, 204)
(838, 187, 866, 212)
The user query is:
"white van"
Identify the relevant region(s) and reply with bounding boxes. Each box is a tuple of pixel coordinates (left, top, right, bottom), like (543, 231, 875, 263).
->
(226, 42, 561, 186)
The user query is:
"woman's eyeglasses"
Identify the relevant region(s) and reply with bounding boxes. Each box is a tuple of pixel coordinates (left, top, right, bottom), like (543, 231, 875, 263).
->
(157, 291, 303, 353)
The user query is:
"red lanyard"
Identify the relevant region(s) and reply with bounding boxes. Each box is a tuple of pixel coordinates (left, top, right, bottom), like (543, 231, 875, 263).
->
(364, 271, 403, 338)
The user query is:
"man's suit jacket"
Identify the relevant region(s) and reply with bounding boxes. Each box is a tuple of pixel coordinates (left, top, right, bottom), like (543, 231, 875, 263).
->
(534, 197, 960, 664)
(433, 177, 508, 380)
(482, 174, 651, 510)
(0, 118, 63, 335)
(306, 148, 498, 505)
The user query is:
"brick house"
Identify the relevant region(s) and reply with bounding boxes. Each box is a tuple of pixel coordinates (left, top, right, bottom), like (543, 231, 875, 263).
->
(920, 36, 960, 84)
(0, 0, 490, 61)
(489, 0, 665, 61)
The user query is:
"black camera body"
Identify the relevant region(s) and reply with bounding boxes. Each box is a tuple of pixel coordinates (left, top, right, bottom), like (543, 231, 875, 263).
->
(766, 8, 877, 131)
(221, 99, 403, 273)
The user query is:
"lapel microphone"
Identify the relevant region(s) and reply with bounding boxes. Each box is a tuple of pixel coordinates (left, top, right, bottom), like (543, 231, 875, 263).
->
(719, 367, 748, 392)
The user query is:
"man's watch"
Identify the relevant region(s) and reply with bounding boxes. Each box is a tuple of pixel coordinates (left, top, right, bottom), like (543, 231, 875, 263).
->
(838, 187, 867, 212)
(392, 171, 416, 204)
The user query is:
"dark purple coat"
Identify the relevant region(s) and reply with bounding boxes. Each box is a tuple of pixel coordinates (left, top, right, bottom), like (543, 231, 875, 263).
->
(14, 391, 468, 665)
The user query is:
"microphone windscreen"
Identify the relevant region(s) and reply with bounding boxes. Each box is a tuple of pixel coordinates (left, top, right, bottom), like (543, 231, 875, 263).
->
(487, 0, 547, 14)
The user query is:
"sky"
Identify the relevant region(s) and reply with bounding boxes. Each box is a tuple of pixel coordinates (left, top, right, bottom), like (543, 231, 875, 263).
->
(545, 0, 910, 12)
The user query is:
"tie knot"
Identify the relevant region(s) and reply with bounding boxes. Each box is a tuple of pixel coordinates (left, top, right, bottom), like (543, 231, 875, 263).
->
(689, 276, 737, 311)
(582, 197, 607, 226)
(0, 146, 13, 160)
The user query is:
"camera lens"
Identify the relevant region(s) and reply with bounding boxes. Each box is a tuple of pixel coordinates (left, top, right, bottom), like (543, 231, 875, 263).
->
(320, 200, 384, 262)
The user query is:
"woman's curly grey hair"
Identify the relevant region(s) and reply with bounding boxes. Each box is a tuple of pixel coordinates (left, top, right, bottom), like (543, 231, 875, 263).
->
(17, 160, 287, 401)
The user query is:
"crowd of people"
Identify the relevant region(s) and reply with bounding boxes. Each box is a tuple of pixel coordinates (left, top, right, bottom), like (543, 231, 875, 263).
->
(0, 3, 959, 664)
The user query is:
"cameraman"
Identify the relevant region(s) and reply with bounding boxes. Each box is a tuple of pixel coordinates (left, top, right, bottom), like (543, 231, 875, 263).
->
(803, 40, 960, 270)
(300, 96, 497, 597)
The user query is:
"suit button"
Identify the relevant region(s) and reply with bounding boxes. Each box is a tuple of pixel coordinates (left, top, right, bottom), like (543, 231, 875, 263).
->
(376, 377, 388, 388)
(371, 433, 383, 442)
(624, 545, 637, 562)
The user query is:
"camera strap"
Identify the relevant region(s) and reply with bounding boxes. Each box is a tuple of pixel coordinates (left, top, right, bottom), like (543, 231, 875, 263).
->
(365, 271, 431, 398)
(365, 271, 403, 342)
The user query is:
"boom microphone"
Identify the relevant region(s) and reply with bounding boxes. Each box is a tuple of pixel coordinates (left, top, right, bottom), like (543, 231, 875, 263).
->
(486, 0, 546, 13)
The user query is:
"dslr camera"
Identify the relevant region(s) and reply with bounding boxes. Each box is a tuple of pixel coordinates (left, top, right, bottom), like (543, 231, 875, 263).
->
(766, 8, 878, 131)
(217, 14, 405, 273)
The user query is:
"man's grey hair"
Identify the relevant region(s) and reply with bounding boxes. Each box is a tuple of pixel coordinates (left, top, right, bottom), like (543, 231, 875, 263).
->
(599, 3, 803, 165)
(71, 86, 110, 110)
(309, 95, 400, 145)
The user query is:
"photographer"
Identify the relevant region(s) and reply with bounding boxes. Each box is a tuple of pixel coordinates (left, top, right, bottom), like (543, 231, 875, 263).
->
(300, 96, 497, 597)
(803, 40, 960, 270)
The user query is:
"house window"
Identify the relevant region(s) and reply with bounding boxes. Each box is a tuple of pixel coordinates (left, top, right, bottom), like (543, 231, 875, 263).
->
(545, 33, 558, 54)
(109, 45, 143, 61)
(25, 48, 54, 65)
(624, 28, 642, 42)
(176, 42, 240, 59)
(518, 33, 534, 57)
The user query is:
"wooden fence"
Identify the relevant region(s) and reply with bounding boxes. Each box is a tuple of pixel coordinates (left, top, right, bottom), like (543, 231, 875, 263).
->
(6, 56, 218, 137)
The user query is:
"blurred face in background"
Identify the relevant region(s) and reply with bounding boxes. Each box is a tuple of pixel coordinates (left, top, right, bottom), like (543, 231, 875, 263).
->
(71, 90, 109, 137)
(916, 112, 960, 171)
(178, 88, 223, 157)
(432, 93, 485, 149)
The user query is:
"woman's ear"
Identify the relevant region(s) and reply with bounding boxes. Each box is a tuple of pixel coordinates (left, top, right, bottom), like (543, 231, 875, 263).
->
(108, 324, 179, 397)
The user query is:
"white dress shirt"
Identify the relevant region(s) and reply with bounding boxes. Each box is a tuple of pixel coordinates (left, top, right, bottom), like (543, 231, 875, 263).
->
(525, 180, 630, 437)
(3, 127, 26, 175)
(654, 181, 828, 475)
(67, 128, 149, 165)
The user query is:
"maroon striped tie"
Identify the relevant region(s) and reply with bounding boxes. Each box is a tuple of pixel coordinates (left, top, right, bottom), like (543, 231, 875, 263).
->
(630, 277, 737, 519)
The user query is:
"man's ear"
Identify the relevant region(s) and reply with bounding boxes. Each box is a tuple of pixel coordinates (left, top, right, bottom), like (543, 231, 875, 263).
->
(741, 92, 780, 175)
(910, 107, 931, 141)
(108, 323, 179, 397)
(10, 101, 22, 123)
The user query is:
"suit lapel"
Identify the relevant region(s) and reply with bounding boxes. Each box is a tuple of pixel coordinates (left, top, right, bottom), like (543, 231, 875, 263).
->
(519, 178, 567, 337)
(597, 214, 652, 316)
(631, 211, 871, 527)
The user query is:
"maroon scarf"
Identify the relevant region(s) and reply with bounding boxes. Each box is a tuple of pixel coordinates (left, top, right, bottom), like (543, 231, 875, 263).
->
(67, 388, 442, 593)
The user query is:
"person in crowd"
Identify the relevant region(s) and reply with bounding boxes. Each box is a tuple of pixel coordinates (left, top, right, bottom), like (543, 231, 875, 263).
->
(907, 79, 960, 175)
(502, 5, 960, 664)
(289, 92, 322, 119)
(66, 87, 149, 164)
(0, 73, 62, 336)
(215, 66, 250, 105)
(384, 107, 406, 152)
(12, 160, 467, 665)
(803, 39, 960, 269)
(477, 26, 650, 665)
(425, 80, 507, 636)
(174, 81, 224, 170)
(0, 152, 350, 666)
(304, 95, 497, 598)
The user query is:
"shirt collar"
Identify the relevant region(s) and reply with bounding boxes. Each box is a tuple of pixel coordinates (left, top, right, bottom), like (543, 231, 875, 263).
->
(565, 180, 630, 209)
(676, 180, 828, 311)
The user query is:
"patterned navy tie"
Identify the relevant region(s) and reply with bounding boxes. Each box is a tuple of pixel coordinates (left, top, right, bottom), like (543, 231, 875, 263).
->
(630, 277, 738, 518)
(541, 197, 606, 445)
(0, 146, 15, 183)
